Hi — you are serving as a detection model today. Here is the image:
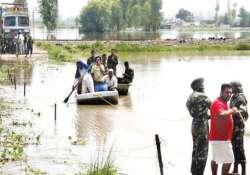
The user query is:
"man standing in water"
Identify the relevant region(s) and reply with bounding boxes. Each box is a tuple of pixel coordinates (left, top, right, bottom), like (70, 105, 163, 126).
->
(186, 78, 211, 175)
(230, 81, 248, 175)
(25, 35, 33, 57)
(209, 83, 238, 175)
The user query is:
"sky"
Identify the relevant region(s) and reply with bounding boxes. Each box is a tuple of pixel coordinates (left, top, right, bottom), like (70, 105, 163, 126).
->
(1, 0, 250, 19)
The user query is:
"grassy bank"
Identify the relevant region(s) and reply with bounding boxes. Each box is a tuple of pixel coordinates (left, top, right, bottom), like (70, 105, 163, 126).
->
(35, 40, 250, 62)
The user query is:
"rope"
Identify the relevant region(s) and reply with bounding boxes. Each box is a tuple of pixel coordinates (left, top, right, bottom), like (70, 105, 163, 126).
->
(118, 155, 156, 160)
(97, 144, 155, 153)
(159, 137, 167, 147)
(93, 93, 184, 122)
(94, 93, 118, 108)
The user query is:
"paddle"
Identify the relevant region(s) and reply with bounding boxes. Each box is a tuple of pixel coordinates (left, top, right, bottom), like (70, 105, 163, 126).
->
(63, 63, 93, 103)
(63, 80, 80, 103)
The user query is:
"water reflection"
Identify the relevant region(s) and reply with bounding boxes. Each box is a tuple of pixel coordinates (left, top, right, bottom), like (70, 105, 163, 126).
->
(119, 95, 133, 109)
(0, 60, 33, 85)
(33, 27, 250, 40)
(75, 105, 113, 147)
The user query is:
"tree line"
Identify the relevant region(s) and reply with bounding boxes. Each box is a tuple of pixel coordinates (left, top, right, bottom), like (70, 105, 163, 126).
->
(12, 0, 250, 36)
(237, 7, 250, 27)
(79, 0, 163, 33)
(175, 7, 250, 28)
(14, 0, 162, 33)
(213, 7, 250, 27)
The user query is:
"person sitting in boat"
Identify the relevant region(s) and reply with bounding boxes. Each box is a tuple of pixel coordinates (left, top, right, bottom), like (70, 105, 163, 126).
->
(118, 61, 134, 84)
(102, 69, 118, 91)
(74, 60, 94, 94)
(91, 56, 106, 83)
(91, 56, 107, 91)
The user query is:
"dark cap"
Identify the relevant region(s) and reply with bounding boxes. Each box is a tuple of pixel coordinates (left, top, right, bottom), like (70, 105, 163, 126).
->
(76, 60, 88, 69)
(191, 78, 204, 90)
(230, 81, 241, 87)
(230, 81, 243, 93)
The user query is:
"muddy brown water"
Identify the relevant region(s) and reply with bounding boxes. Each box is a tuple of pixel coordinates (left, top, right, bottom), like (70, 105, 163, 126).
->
(0, 54, 250, 175)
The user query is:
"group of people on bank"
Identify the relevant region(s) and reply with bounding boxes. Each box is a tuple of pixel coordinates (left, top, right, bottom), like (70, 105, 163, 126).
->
(0, 32, 33, 57)
(74, 49, 134, 94)
(186, 78, 248, 175)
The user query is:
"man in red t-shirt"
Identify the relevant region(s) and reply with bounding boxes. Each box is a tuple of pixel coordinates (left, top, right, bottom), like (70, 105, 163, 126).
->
(209, 83, 238, 175)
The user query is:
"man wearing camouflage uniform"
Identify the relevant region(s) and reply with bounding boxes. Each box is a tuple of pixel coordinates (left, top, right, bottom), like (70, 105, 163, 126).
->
(186, 78, 211, 175)
(230, 81, 248, 175)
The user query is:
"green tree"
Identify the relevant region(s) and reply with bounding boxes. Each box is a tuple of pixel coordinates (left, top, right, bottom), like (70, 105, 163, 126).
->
(75, 17, 80, 28)
(231, 3, 237, 22)
(129, 0, 163, 32)
(215, 0, 220, 25)
(140, 1, 151, 31)
(120, 0, 130, 28)
(38, 0, 58, 37)
(110, 0, 124, 31)
(79, 0, 163, 33)
(176, 8, 194, 22)
(13, 0, 27, 3)
(79, 0, 111, 33)
(223, 13, 230, 24)
(238, 7, 250, 27)
(149, 0, 163, 31)
(128, 4, 141, 27)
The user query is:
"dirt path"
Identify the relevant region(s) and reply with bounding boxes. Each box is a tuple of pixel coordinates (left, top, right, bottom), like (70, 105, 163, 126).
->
(0, 45, 48, 62)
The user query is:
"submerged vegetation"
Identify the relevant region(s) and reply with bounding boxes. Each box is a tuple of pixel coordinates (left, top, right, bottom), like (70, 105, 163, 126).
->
(0, 64, 44, 173)
(35, 40, 250, 62)
(0, 98, 42, 172)
(0, 63, 119, 174)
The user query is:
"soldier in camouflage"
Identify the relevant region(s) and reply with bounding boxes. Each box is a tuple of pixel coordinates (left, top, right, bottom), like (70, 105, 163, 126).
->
(186, 78, 211, 175)
(230, 81, 248, 175)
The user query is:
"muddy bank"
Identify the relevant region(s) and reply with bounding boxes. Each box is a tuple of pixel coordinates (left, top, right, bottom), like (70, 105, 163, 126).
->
(0, 45, 48, 62)
(36, 37, 250, 47)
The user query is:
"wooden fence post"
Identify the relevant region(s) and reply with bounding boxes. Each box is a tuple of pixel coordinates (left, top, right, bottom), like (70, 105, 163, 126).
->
(24, 82, 26, 96)
(155, 134, 164, 175)
(14, 75, 16, 90)
(54, 103, 57, 122)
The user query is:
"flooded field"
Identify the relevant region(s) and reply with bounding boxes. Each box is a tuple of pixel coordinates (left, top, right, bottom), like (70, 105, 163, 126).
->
(0, 54, 250, 175)
(33, 27, 250, 40)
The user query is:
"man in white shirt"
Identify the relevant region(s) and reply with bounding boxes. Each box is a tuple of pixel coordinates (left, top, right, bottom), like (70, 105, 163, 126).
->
(74, 60, 94, 94)
(102, 69, 117, 91)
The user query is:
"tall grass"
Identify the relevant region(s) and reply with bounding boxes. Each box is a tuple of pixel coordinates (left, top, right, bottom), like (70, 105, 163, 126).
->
(35, 41, 75, 62)
(235, 43, 250, 50)
(76, 149, 118, 175)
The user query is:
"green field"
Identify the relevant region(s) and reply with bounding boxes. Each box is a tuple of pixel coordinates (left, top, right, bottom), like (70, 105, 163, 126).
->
(35, 40, 250, 62)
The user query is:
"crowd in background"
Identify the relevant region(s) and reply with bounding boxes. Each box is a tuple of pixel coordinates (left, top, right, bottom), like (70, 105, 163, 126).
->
(0, 32, 33, 57)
